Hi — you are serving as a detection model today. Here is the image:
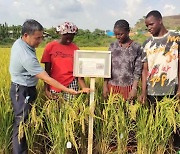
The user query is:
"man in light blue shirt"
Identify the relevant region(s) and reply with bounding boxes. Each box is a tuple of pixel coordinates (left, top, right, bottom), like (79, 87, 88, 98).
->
(9, 36, 44, 86)
(9, 19, 78, 154)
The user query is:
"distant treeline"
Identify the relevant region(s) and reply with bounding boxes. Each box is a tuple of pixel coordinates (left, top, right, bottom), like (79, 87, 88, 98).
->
(0, 23, 22, 47)
(0, 23, 147, 47)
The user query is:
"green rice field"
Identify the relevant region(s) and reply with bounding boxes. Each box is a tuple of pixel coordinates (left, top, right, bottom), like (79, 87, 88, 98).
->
(0, 47, 179, 154)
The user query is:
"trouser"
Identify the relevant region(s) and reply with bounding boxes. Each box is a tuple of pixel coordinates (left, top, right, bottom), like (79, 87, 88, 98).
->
(147, 95, 175, 105)
(147, 95, 180, 150)
(10, 82, 37, 154)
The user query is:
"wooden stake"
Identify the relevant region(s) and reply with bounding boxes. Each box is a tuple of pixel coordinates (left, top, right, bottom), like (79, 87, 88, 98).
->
(88, 77, 95, 154)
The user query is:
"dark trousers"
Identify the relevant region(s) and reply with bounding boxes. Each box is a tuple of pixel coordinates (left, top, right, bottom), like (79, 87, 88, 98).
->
(147, 95, 180, 150)
(147, 95, 175, 105)
(10, 83, 37, 154)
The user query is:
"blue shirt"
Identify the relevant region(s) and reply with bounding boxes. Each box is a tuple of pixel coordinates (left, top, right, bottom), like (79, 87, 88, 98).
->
(9, 38, 44, 87)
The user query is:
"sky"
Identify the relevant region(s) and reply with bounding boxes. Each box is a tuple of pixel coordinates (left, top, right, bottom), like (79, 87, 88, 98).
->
(0, 0, 179, 31)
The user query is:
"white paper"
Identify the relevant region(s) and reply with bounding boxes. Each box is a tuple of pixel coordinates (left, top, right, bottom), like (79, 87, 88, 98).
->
(79, 58, 105, 76)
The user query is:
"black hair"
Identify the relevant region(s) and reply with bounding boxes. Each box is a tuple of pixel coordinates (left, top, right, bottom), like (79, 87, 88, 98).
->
(146, 10, 162, 19)
(21, 19, 44, 35)
(114, 19, 130, 31)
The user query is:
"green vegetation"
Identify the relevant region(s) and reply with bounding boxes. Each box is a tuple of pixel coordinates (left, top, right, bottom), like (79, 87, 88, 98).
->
(0, 23, 148, 48)
(0, 23, 116, 48)
(0, 15, 179, 153)
(0, 23, 21, 47)
(133, 15, 180, 32)
(1, 14, 180, 48)
(0, 48, 179, 153)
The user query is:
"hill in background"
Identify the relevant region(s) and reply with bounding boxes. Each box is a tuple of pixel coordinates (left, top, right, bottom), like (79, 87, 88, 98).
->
(133, 15, 180, 32)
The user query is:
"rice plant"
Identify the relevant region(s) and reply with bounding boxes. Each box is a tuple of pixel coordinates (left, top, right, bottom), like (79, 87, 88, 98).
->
(0, 47, 179, 154)
(0, 48, 13, 153)
(136, 97, 179, 154)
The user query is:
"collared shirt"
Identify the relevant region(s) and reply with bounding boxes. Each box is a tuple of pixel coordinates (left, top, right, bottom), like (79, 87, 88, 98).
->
(142, 31, 180, 95)
(9, 38, 44, 87)
(108, 40, 143, 86)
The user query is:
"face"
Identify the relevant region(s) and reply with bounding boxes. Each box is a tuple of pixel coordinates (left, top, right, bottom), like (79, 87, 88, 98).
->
(23, 31, 43, 48)
(114, 27, 129, 44)
(145, 15, 162, 37)
(61, 33, 75, 45)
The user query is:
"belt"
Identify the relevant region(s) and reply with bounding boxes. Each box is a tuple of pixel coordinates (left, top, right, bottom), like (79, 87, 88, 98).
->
(11, 82, 36, 88)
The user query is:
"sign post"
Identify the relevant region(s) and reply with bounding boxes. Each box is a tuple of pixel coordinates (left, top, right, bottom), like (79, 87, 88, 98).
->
(73, 50, 111, 154)
(88, 77, 95, 154)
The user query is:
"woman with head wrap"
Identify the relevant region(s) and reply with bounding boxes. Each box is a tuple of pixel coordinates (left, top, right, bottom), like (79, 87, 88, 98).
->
(41, 22, 90, 101)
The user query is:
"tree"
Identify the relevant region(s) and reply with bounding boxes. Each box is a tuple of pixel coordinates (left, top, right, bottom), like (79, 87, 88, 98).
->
(92, 28, 105, 36)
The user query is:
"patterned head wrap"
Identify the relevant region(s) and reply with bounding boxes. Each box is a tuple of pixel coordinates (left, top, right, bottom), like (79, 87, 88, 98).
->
(56, 22, 78, 35)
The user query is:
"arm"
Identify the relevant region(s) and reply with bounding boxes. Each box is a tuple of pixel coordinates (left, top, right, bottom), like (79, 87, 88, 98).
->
(78, 77, 90, 93)
(139, 62, 148, 103)
(128, 80, 139, 101)
(41, 44, 52, 96)
(44, 62, 51, 97)
(36, 71, 78, 95)
(128, 45, 142, 100)
(103, 78, 109, 99)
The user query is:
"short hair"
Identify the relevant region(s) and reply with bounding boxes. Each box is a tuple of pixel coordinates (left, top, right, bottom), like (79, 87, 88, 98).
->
(21, 19, 44, 35)
(114, 19, 130, 31)
(146, 10, 162, 19)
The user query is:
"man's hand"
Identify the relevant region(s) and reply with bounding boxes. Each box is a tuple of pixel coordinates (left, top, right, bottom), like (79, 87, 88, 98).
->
(77, 88, 93, 94)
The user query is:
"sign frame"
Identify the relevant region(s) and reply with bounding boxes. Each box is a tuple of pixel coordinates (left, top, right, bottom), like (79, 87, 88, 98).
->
(73, 50, 111, 78)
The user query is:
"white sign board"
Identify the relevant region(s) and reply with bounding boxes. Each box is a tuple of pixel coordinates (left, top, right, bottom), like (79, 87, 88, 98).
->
(73, 50, 111, 78)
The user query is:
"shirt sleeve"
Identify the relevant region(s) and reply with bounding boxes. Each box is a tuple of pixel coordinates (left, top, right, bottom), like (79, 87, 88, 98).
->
(142, 39, 150, 63)
(133, 45, 143, 80)
(73, 43, 79, 50)
(142, 51, 147, 63)
(41, 43, 52, 63)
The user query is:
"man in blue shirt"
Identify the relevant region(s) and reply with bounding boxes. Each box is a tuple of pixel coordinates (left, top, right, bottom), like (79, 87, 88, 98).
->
(9, 19, 78, 154)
